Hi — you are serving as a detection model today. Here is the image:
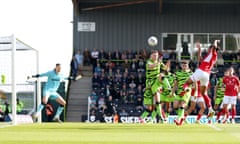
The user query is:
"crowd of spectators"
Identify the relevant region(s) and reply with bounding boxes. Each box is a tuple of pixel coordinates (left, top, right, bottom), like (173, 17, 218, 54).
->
(71, 48, 240, 122)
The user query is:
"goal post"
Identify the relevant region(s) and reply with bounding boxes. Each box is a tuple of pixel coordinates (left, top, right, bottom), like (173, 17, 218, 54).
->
(0, 35, 39, 125)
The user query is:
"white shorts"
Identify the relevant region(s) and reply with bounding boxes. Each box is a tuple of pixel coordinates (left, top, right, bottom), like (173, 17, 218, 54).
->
(190, 96, 205, 103)
(190, 69, 210, 86)
(222, 95, 237, 105)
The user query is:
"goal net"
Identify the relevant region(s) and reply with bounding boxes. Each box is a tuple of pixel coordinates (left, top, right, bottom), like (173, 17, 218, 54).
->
(0, 35, 39, 125)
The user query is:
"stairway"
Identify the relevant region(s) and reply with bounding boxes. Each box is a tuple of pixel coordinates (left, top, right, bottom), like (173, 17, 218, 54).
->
(66, 66, 92, 122)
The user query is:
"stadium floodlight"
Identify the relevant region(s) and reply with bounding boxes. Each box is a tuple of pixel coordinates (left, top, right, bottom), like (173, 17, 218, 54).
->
(0, 35, 39, 125)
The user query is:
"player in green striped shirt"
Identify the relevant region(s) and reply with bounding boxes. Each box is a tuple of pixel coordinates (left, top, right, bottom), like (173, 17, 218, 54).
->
(140, 50, 168, 123)
(160, 60, 175, 118)
(173, 60, 193, 125)
(214, 71, 228, 123)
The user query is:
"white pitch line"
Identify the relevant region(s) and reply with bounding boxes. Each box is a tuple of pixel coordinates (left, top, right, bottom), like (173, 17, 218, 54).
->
(206, 124, 223, 131)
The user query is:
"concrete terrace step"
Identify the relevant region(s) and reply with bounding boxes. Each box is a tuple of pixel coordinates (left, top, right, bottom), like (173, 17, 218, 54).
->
(66, 65, 92, 122)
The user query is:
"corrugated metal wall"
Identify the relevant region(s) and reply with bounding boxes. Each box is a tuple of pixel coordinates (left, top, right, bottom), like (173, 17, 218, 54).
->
(73, 3, 240, 52)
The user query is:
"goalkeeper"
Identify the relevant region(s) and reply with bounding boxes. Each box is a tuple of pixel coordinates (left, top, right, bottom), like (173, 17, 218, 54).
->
(31, 63, 79, 123)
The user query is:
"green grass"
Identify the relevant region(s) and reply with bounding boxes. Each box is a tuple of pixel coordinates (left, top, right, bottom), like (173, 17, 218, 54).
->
(0, 123, 240, 144)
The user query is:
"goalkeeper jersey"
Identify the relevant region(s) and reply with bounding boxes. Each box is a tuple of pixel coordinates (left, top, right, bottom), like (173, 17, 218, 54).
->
(39, 70, 66, 91)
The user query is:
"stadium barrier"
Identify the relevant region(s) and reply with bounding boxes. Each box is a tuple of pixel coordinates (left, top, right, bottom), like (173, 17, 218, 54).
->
(101, 115, 240, 124)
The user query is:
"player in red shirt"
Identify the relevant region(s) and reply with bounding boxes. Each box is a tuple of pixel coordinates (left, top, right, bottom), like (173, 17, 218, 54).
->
(220, 67, 240, 124)
(182, 40, 220, 119)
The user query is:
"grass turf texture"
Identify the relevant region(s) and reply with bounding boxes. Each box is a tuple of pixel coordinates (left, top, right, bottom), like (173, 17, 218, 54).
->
(0, 123, 240, 144)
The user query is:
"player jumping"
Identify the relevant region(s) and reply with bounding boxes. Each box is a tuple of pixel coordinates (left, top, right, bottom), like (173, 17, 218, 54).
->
(182, 40, 220, 119)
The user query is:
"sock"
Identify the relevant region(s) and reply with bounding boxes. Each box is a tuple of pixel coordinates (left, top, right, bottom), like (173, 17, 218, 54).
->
(36, 103, 46, 115)
(232, 107, 236, 119)
(165, 112, 169, 118)
(156, 104, 163, 120)
(54, 105, 64, 119)
(151, 110, 157, 121)
(216, 110, 223, 120)
(141, 109, 150, 119)
(161, 109, 166, 119)
(178, 107, 184, 119)
(196, 114, 202, 121)
(202, 94, 211, 108)
(184, 113, 187, 119)
(226, 111, 229, 120)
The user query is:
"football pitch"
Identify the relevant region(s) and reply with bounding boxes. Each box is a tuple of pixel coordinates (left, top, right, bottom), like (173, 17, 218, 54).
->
(0, 123, 240, 144)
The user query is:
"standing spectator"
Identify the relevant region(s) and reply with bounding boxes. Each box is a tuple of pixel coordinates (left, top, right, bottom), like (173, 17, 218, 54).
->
(98, 48, 107, 61)
(112, 49, 121, 60)
(91, 48, 99, 72)
(74, 49, 84, 74)
(141, 48, 149, 60)
(70, 56, 78, 80)
(105, 95, 115, 116)
(16, 98, 24, 114)
(83, 48, 91, 66)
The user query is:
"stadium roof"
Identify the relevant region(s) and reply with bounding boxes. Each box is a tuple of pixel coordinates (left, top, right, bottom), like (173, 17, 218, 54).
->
(73, 0, 240, 12)
(0, 36, 36, 51)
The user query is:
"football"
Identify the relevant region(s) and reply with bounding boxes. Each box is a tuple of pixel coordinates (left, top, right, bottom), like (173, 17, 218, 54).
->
(148, 36, 158, 47)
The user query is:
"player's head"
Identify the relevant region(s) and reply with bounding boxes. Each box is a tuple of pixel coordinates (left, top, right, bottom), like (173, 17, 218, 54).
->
(150, 50, 159, 61)
(224, 70, 229, 76)
(180, 60, 189, 70)
(55, 63, 61, 73)
(228, 66, 234, 76)
(208, 40, 220, 52)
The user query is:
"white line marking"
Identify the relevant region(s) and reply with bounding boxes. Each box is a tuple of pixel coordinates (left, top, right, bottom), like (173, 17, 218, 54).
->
(206, 124, 223, 131)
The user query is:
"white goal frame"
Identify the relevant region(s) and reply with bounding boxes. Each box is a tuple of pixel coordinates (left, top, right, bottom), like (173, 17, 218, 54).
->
(0, 35, 39, 125)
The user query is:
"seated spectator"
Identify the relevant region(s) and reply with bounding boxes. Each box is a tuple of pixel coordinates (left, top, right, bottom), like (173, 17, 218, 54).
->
(97, 97, 106, 111)
(129, 59, 138, 73)
(119, 108, 129, 117)
(99, 73, 108, 88)
(135, 96, 144, 112)
(121, 59, 130, 70)
(120, 90, 128, 104)
(137, 58, 145, 73)
(105, 60, 115, 71)
(122, 72, 130, 85)
(92, 73, 100, 89)
(94, 63, 102, 76)
(136, 85, 144, 97)
(114, 68, 123, 83)
(120, 83, 128, 96)
(135, 73, 145, 87)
